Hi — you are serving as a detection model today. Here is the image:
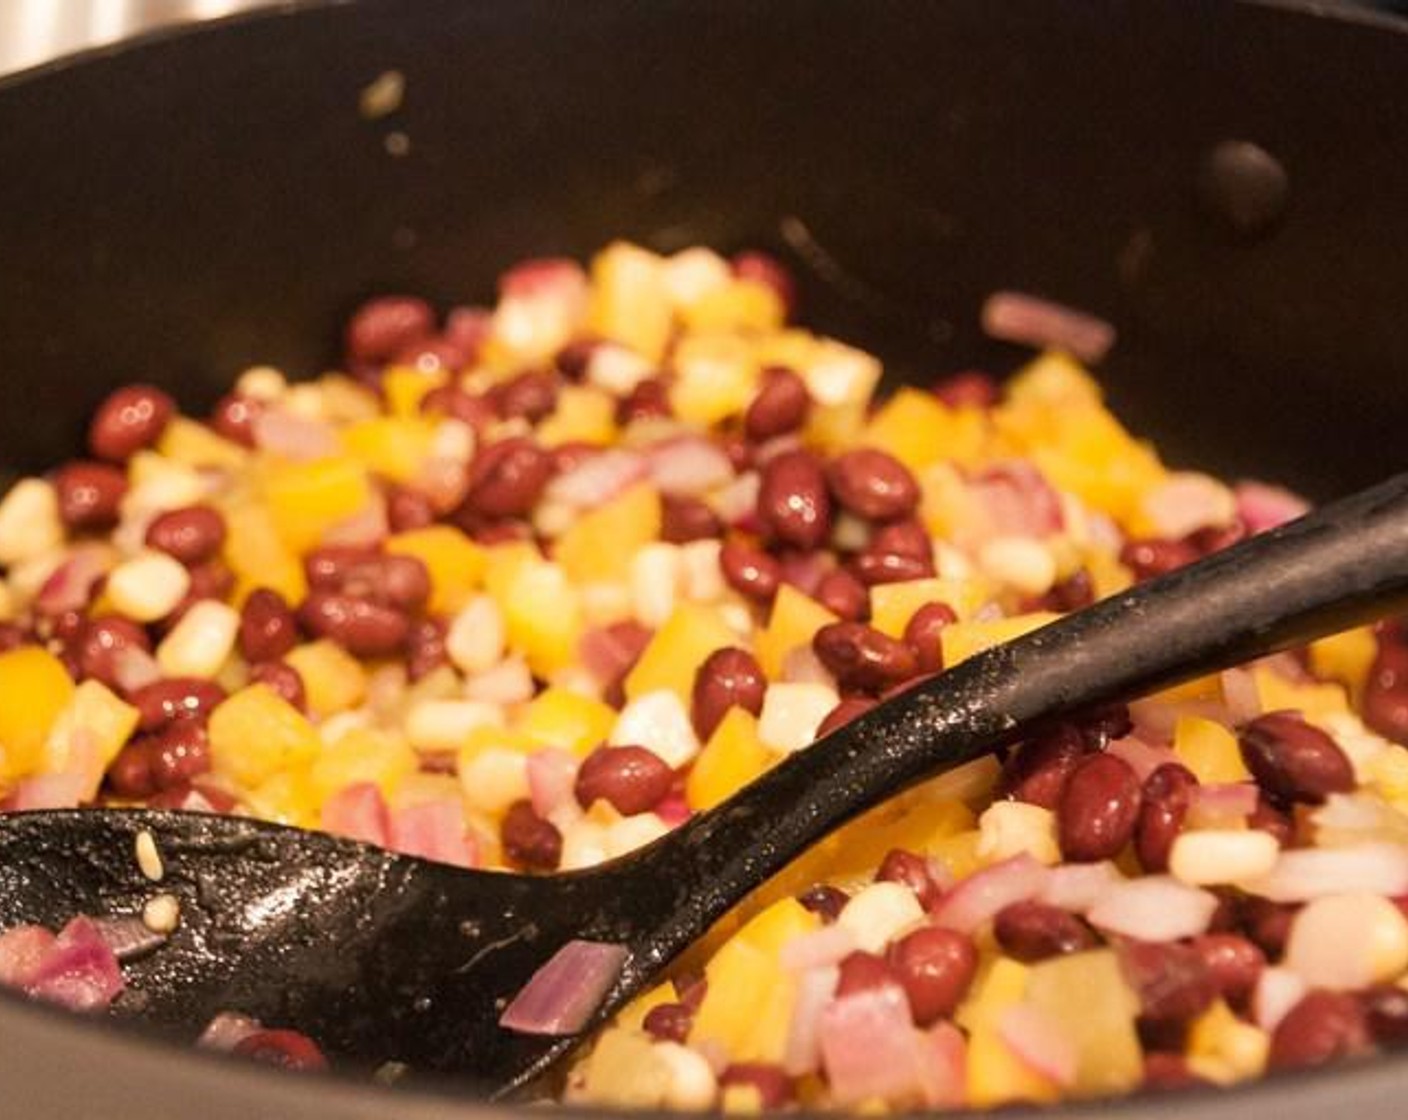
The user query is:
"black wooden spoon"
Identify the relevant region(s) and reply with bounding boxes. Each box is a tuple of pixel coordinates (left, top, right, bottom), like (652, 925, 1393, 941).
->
(4, 471, 1408, 1098)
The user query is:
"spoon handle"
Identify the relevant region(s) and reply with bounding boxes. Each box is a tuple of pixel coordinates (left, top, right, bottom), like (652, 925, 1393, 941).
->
(644, 471, 1408, 958)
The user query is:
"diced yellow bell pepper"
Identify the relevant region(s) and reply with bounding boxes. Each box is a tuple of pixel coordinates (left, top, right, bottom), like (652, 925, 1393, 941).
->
(340, 416, 439, 484)
(869, 577, 990, 639)
(1309, 627, 1379, 705)
(940, 612, 1060, 667)
(0, 648, 75, 783)
(679, 279, 784, 335)
(459, 725, 542, 766)
(555, 483, 661, 585)
(382, 366, 448, 418)
(42, 681, 139, 799)
(261, 455, 375, 554)
(285, 640, 368, 719)
(386, 525, 486, 614)
(615, 982, 677, 1032)
(754, 585, 839, 680)
(751, 328, 820, 373)
(929, 828, 984, 882)
(670, 332, 760, 426)
(221, 500, 307, 605)
(309, 727, 418, 803)
(516, 686, 618, 757)
(1253, 664, 1349, 717)
(863, 388, 987, 472)
(1025, 949, 1143, 1097)
(494, 559, 583, 677)
(688, 709, 775, 811)
(482, 541, 542, 602)
(1187, 999, 1269, 1085)
(626, 603, 740, 703)
(586, 242, 674, 364)
(157, 417, 249, 472)
(1005, 351, 1104, 411)
(536, 385, 617, 448)
(209, 684, 322, 789)
(243, 768, 319, 829)
(1174, 715, 1251, 784)
(958, 958, 1060, 1108)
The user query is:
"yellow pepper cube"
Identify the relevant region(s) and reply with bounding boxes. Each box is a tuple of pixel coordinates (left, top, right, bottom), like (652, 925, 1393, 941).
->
(340, 416, 439, 484)
(670, 332, 761, 427)
(1309, 626, 1379, 705)
(157, 417, 250, 472)
(536, 385, 617, 448)
(516, 686, 618, 757)
(221, 500, 307, 605)
(956, 957, 1060, 1108)
(555, 482, 662, 585)
(309, 727, 418, 803)
(1025, 949, 1143, 1097)
(679, 279, 784, 335)
(1005, 351, 1104, 411)
(687, 709, 775, 811)
(615, 982, 676, 1032)
(626, 603, 739, 703)
(1187, 999, 1270, 1085)
(496, 559, 583, 677)
(863, 388, 987, 472)
(382, 366, 448, 418)
(940, 612, 1060, 668)
(209, 684, 322, 789)
(1253, 665, 1350, 717)
(0, 647, 75, 783)
(386, 525, 486, 614)
(261, 455, 375, 554)
(586, 242, 674, 364)
(243, 768, 320, 829)
(1174, 715, 1251, 784)
(755, 585, 839, 680)
(42, 681, 140, 799)
(285, 640, 368, 719)
(869, 577, 990, 639)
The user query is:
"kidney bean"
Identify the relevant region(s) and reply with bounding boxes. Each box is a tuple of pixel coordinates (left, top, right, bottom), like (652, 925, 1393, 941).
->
(1119, 940, 1217, 1025)
(106, 741, 156, 798)
(145, 505, 226, 566)
(553, 339, 597, 382)
(903, 602, 956, 675)
(145, 720, 211, 790)
(836, 950, 900, 997)
(1239, 897, 1300, 959)
(994, 900, 1098, 962)
(719, 1064, 796, 1110)
(345, 295, 435, 365)
(1239, 711, 1354, 804)
(78, 616, 151, 688)
(812, 621, 917, 693)
(816, 697, 875, 738)
(1191, 934, 1265, 1004)
(826, 449, 920, 522)
(0, 623, 28, 654)
(53, 461, 127, 531)
(744, 367, 810, 442)
(464, 437, 552, 518)
(887, 927, 978, 1026)
(757, 449, 831, 550)
(869, 518, 933, 563)
(1188, 518, 1249, 557)
(1364, 641, 1408, 744)
(732, 251, 796, 315)
(591, 619, 652, 709)
(386, 486, 437, 533)
(306, 549, 430, 612)
(615, 376, 673, 425)
(1058, 752, 1141, 862)
(1362, 984, 1408, 1048)
(209, 393, 263, 447)
(488, 369, 559, 423)
(501, 799, 562, 872)
(642, 1002, 693, 1044)
(1076, 702, 1134, 749)
(299, 592, 409, 657)
(1035, 568, 1096, 613)
(815, 568, 868, 622)
(418, 385, 493, 431)
(238, 589, 299, 663)
(249, 661, 307, 711)
(88, 384, 175, 462)
(1248, 794, 1295, 846)
(304, 546, 378, 589)
(185, 559, 235, 604)
(660, 495, 722, 544)
(575, 746, 674, 815)
(876, 848, 942, 910)
(933, 370, 999, 409)
(233, 1029, 329, 1072)
(999, 724, 1088, 809)
(1120, 537, 1200, 582)
(797, 884, 849, 923)
(1141, 1052, 1210, 1093)
(851, 547, 933, 587)
(719, 538, 781, 603)
(406, 617, 449, 682)
(1135, 762, 1198, 872)
(131, 678, 227, 732)
(691, 647, 766, 740)
(1269, 991, 1372, 1070)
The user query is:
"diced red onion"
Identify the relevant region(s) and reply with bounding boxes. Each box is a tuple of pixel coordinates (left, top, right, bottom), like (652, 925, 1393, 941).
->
(1086, 875, 1218, 941)
(35, 546, 112, 615)
(578, 628, 648, 693)
(111, 646, 163, 694)
(980, 291, 1116, 365)
(1239, 843, 1408, 902)
(546, 450, 647, 509)
(1188, 783, 1259, 829)
(320, 782, 391, 848)
(24, 917, 125, 1012)
(1141, 474, 1234, 540)
(321, 500, 389, 549)
(819, 985, 933, 1106)
(6, 773, 86, 811)
(390, 799, 478, 869)
(931, 853, 1050, 933)
(654, 792, 692, 829)
(783, 963, 839, 1076)
(778, 551, 832, 599)
(1038, 861, 1122, 914)
(1253, 967, 1307, 1033)
(645, 437, 734, 497)
(499, 939, 628, 1036)
(527, 749, 579, 821)
(1221, 667, 1262, 724)
(1235, 481, 1310, 535)
(998, 1004, 1078, 1087)
(498, 258, 588, 303)
(443, 307, 493, 360)
(1105, 734, 1176, 783)
(252, 409, 340, 460)
(780, 925, 859, 972)
(416, 457, 471, 515)
(918, 1021, 968, 1108)
(197, 1010, 265, 1052)
(93, 916, 168, 962)
(969, 462, 1063, 539)
(464, 658, 535, 705)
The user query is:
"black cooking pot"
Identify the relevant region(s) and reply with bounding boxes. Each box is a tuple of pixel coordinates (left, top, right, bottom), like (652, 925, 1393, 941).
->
(2, 0, 1407, 1117)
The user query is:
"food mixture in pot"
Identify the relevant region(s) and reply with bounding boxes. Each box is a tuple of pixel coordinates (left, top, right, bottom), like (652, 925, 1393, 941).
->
(3, 242, 1408, 1108)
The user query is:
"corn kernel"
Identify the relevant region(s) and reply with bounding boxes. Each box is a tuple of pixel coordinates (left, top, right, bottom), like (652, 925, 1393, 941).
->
(405, 699, 502, 753)
(1284, 892, 1408, 989)
(757, 682, 838, 754)
(836, 882, 925, 954)
(458, 748, 530, 815)
(106, 550, 191, 622)
(1169, 830, 1280, 886)
(977, 536, 1057, 597)
(445, 595, 506, 675)
(977, 801, 1061, 866)
(630, 542, 683, 627)
(1187, 1000, 1269, 1085)
(156, 600, 239, 679)
(611, 689, 699, 769)
(0, 480, 64, 566)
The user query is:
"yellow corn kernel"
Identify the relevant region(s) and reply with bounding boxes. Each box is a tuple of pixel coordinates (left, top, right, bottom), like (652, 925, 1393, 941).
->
(863, 388, 987, 471)
(42, 681, 140, 799)
(536, 385, 617, 447)
(495, 559, 583, 677)
(157, 417, 249, 472)
(0, 648, 75, 782)
(669, 332, 760, 426)
(309, 727, 418, 803)
(516, 687, 618, 757)
(1370, 747, 1408, 803)
(386, 525, 486, 614)
(1026, 949, 1143, 1097)
(261, 455, 375, 554)
(754, 585, 839, 680)
(209, 684, 322, 789)
(869, 576, 990, 639)
(626, 603, 740, 703)
(1187, 999, 1269, 1085)
(940, 612, 1060, 668)
(285, 640, 368, 719)
(555, 482, 662, 585)
(382, 366, 448, 418)
(340, 416, 439, 484)
(221, 500, 307, 605)
(678, 279, 784, 335)
(1174, 715, 1252, 784)
(1309, 626, 1379, 705)
(688, 709, 774, 811)
(586, 242, 674, 364)
(1253, 664, 1349, 717)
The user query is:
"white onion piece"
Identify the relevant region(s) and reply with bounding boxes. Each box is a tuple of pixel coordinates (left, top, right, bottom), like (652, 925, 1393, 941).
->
(1235, 481, 1310, 534)
(1253, 967, 1307, 1033)
(197, 1011, 265, 1052)
(998, 1004, 1078, 1087)
(646, 437, 734, 497)
(782, 964, 839, 1076)
(527, 748, 580, 821)
(1086, 875, 1218, 941)
(819, 985, 930, 1106)
(1106, 735, 1176, 783)
(712, 471, 761, 526)
(1188, 783, 1259, 829)
(499, 940, 629, 1036)
(35, 545, 112, 615)
(981, 291, 1116, 365)
(1282, 892, 1408, 991)
(1141, 473, 1235, 540)
(969, 462, 1064, 539)
(780, 925, 858, 972)
(465, 658, 535, 705)
(1237, 843, 1408, 902)
(322, 499, 388, 549)
(780, 643, 837, 687)
(546, 449, 646, 508)
(252, 409, 339, 460)
(111, 646, 163, 694)
(931, 853, 1050, 933)
(1221, 667, 1262, 724)
(6, 773, 86, 811)
(918, 1022, 968, 1108)
(1039, 861, 1122, 914)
